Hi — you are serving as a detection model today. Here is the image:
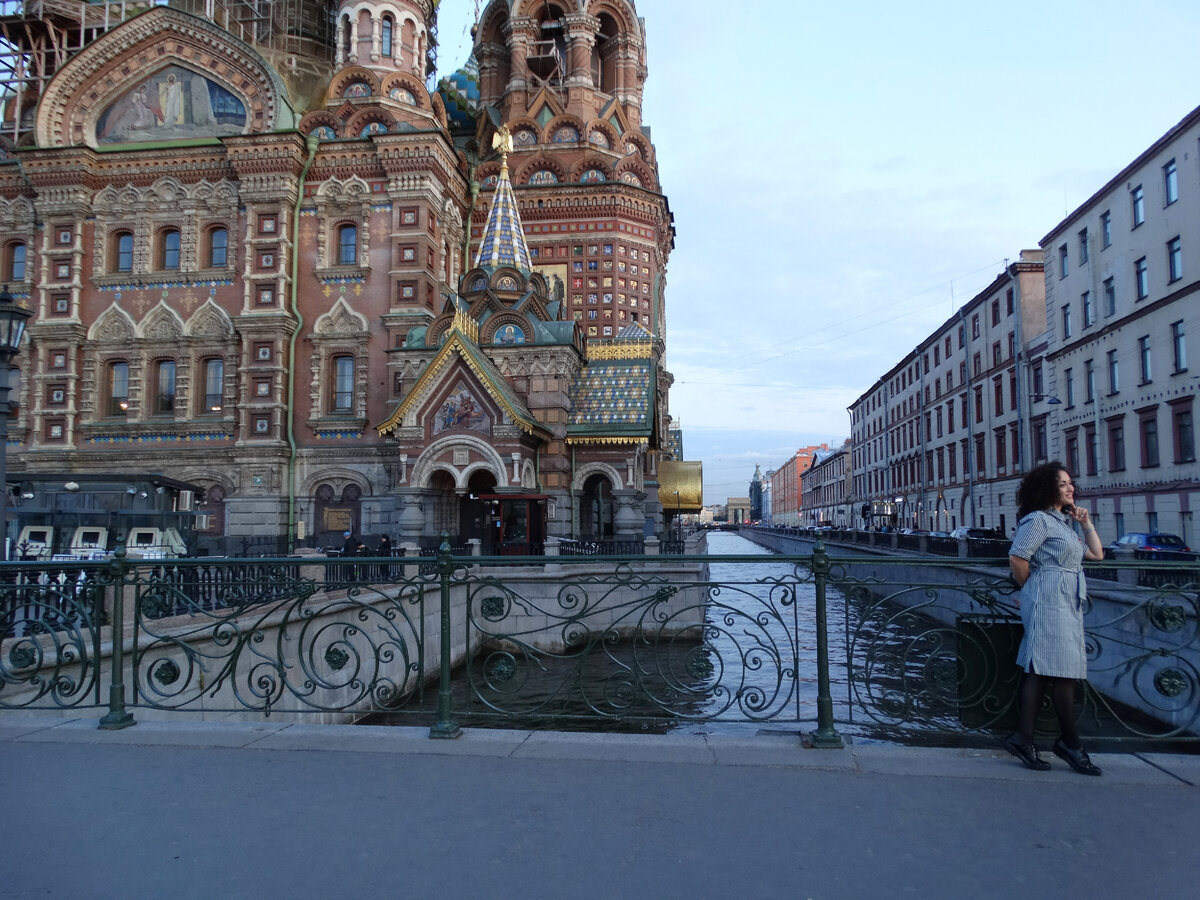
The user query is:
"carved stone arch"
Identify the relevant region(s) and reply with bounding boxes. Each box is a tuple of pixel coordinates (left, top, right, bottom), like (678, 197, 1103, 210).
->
(516, 153, 567, 185)
(343, 107, 398, 137)
(147, 176, 189, 207)
(185, 300, 235, 338)
(89, 304, 137, 344)
(482, 311, 533, 345)
(520, 459, 537, 490)
(570, 156, 612, 182)
(313, 297, 370, 336)
(541, 113, 585, 144)
(477, 0, 511, 44)
(380, 73, 428, 107)
(425, 314, 455, 346)
(137, 302, 185, 342)
(572, 461, 623, 493)
(614, 157, 655, 191)
(584, 118, 620, 150)
(301, 468, 373, 500)
(410, 435, 509, 490)
(35, 7, 295, 148)
(314, 176, 373, 269)
(0, 195, 35, 229)
(586, 0, 640, 36)
(300, 110, 343, 139)
(328, 65, 382, 101)
(622, 131, 652, 163)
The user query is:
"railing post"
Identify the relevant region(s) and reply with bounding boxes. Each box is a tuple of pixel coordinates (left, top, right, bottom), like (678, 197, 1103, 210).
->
(808, 538, 843, 749)
(98, 539, 135, 730)
(429, 532, 461, 739)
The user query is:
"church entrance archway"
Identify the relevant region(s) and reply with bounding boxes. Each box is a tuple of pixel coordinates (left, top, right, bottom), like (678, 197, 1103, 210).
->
(580, 473, 615, 540)
(461, 470, 497, 547)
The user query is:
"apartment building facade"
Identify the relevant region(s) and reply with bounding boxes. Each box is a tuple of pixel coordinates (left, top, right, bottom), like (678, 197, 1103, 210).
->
(1040, 106, 1199, 545)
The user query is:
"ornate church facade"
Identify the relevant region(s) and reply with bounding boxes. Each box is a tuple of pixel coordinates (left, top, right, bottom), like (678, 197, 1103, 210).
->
(0, 0, 696, 554)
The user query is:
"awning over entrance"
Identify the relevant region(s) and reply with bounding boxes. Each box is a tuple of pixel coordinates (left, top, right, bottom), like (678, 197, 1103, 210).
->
(658, 460, 703, 513)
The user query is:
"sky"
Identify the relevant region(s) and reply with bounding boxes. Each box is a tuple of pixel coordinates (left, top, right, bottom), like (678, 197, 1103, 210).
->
(434, 0, 1200, 503)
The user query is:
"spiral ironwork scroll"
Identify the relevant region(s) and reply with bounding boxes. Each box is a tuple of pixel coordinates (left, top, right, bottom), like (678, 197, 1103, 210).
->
(0, 566, 105, 708)
(130, 562, 430, 715)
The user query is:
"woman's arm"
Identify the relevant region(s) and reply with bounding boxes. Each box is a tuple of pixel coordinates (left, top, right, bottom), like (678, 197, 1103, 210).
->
(1009, 555, 1031, 588)
(1068, 506, 1105, 561)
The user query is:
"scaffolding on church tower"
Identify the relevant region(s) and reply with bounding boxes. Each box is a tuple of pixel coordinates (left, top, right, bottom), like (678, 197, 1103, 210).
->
(0, 0, 335, 147)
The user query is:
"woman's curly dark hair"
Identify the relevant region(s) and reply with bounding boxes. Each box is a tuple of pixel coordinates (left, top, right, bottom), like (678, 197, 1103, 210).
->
(1016, 460, 1069, 519)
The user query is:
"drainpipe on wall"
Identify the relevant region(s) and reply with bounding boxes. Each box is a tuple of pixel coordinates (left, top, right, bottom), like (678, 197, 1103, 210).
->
(286, 136, 319, 554)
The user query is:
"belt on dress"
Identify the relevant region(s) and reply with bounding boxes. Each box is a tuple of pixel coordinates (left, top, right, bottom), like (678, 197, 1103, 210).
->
(1034, 563, 1085, 609)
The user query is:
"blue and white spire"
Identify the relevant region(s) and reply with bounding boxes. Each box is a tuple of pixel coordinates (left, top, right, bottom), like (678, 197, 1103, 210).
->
(473, 125, 533, 271)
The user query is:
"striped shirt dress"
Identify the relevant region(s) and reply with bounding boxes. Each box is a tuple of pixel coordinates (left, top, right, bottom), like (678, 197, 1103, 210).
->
(1009, 508, 1088, 679)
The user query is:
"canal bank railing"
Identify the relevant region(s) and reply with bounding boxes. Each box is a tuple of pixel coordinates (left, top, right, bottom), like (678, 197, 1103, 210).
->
(1, 539, 1196, 747)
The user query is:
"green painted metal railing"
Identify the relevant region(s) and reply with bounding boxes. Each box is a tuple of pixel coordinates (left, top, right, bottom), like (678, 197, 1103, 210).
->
(1, 539, 1196, 746)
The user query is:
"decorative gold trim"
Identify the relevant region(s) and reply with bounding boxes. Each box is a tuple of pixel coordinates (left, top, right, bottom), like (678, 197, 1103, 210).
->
(452, 307, 479, 343)
(565, 435, 648, 445)
(587, 343, 652, 361)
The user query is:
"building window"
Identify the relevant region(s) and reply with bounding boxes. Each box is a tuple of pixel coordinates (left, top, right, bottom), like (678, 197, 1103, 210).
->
(1107, 419, 1125, 471)
(153, 360, 176, 415)
(160, 229, 181, 270)
(203, 358, 224, 413)
(1081, 291, 1093, 328)
(1058, 244, 1068, 278)
(1078, 228, 1088, 264)
(1065, 430, 1079, 476)
(332, 355, 354, 411)
(1064, 367, 1074, 407)
(381, 15, 394, 57)
(1033, 420, 1047, 462)
(337, 224, 358, 266)
(6, 241, 25, 282)
(1005, 287, 1014, 316)
(973, 385, 983, 423)
(1171, 320, 1187, 372)
(1164, 158, 1178, 205)
(1100, 210, 1111, 248)
(1107, 349, 1119, 394)
(115, 231, 134, 273)
(971, 315, 979, 340)
(1134, 256, 1148, 300)
(1061, 304, 1072, 339)
(1173, 402, 1196, 462)
(992, 341, 1001, 366)
(993, 379, 1003, 415)
(1084, 425, 1098, 476)
(1084, 359, 1095, 403)
(1138, 335, 1152, 383)
(1167, 236, 1182, 283)
(1139, 411, 1160, 467)
(995, 429, 1007, 469)
(1132, 184, 1145, 227)
(208, 227, 228, 268)
(108, 361, 129, 416)
(1103, 277, 1116, 317)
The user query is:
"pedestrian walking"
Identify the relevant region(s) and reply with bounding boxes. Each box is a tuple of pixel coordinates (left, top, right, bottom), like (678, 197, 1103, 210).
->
(1004, 461, 1105, 775)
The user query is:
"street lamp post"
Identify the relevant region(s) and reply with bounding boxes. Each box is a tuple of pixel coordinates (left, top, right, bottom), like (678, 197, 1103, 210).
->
(0, 285, 32, 560)
(673, 490, 680, 544)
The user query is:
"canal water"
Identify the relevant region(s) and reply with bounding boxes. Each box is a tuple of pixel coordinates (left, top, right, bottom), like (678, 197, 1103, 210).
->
(366, 532, 987, 745)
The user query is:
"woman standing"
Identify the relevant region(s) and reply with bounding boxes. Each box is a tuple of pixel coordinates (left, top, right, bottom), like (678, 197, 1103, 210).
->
(1005, 461, 1104, 775)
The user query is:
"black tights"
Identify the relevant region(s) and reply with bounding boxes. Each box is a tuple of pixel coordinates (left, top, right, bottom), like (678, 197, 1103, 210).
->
(1017, 671, 1080, 749)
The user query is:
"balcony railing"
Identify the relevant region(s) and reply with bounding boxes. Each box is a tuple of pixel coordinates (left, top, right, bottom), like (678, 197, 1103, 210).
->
(1, 539, 1196, 747)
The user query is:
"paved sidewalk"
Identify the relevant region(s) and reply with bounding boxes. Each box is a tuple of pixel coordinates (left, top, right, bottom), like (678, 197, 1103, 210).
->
(2, 716, 1197, 899)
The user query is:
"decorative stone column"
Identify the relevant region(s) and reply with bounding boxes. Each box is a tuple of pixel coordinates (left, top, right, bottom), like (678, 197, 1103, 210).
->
(397, 489, 425, 541)
(612, 489, 643, 538)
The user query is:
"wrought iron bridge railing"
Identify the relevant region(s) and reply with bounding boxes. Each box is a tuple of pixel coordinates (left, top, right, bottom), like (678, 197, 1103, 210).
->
(1, 538, 1196, 748)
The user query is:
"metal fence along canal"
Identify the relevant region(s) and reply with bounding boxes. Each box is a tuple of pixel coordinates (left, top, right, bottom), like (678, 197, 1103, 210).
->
(1, 532, 1196, 747)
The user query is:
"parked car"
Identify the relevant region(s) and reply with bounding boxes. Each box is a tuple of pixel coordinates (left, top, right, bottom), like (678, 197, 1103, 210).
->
(1108, 532, 1192, 553)
(899, 528, 929, 535)
(949, 527, 1002, 540)
(929, 531, 952, 538)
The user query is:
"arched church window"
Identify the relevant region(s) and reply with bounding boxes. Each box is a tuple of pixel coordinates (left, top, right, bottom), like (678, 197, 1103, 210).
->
(114, 231, 134, 273)
(159, 229, 181, 270)
(207, 227, 227, 268)
(107, 361, 129, 416)
(337, 224, 358, 265)
(201, 358, 224, 414)
(381, 16, 394, 57)
(331, 355, 355, 412)
(5, 241, 25, 282)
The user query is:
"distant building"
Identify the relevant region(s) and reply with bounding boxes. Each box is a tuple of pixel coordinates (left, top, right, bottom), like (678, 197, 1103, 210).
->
(748, 465, 764, 521)
(726, 497, 750, 525)
(801, 440, 851, 527)
(768, 443, 830, 525)
(848, 252, 1047, 534)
